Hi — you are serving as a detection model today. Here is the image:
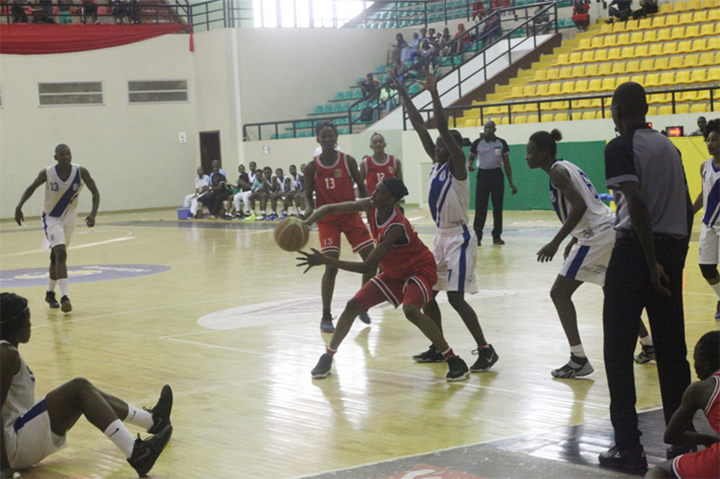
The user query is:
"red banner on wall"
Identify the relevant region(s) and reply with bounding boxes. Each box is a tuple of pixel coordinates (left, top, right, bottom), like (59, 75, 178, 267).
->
(0, 24, 188, 55)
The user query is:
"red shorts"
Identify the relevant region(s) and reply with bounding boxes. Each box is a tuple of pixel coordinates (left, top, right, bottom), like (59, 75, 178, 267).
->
(317, 213, 373, 254)
(353, 267, 436, 310)
(672, 443, 719, 479)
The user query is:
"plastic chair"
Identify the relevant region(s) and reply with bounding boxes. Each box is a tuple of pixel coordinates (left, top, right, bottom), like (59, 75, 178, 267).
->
(631, 74, 646, 85)
(658, 72, 675, 86)
(555, 113, 568, 122)
(558, 67, 572, 79)
(579, 38, 592, 50)
(678, 12, 693, 24)
(698, 52, 714, 66)
(644, 73, 660, 87)
(668, 56, 684, 69)
(557, 54, 569, 65)
(620, 46, 635, 59)
(572, 112, 583, 121)
(601, 77, 616, 91)
(613, 21, 625, 33)
(535, 70, 547, 81)
(546, 69, 560, 80)
(594, 49, 608, 61)
(665, 14, 679, 27)
(511, 86, 524, 98)
(690, 103, 708, 113)
(648, 43, 663, 56)
(585, 64, 599, 76)
(582, 111, 596, 120)
(560, 81, 574, 94)
(656, 28, 671, 42)
(658, 105, 672, 115)
(652, 16, 666, 28)
(683, 54, 699, 68)
(598, 63, 613, 76)
(579, 51, 594, 63)
(677, 41, 691, 53)
(604, 35, 617, 47)
(464, 118, 478, 127)
(687, 0, 700, 8)
(643, 30, 657, 43)
(693, 10, 707, 22)
(662, 42, 678, 55)
(699, 23, 714, 37)
(647, 106, 657, 116)
(625, 60, 640, 73)
(638, 18, 652, 29)
(658, 3, 673, 13)
(523, 84, 537, 97)
(514, 115, 527, 124)
(612, 62, 626, 74)
(676, 104, 690, 114)
(570, 65, 586, 78)
(670, 27, 685, 40)
(630, 32, 644, 44)
(587, 79, 602, 92)
(541, 113, 554, 123)
(536, 84, 550, 96)
(672, 1, 685, 12)
(675, 71, 690, 84)
(574, 80, 589, 93)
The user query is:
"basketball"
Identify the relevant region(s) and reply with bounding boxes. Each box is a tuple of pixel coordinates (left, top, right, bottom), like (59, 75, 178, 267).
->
(274, 217, 310, 252)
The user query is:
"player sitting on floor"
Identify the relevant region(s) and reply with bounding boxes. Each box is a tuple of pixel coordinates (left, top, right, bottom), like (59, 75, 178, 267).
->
(298, 178, 471, 383)
(0, 293, 173, 478)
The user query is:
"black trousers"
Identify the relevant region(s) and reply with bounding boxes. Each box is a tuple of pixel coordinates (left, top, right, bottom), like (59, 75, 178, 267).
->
(473, 168, 504, 241)
(602, 237, 692, 451)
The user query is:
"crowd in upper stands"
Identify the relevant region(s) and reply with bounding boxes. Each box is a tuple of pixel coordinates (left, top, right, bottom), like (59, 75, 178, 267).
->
(3, 0, 142, 24)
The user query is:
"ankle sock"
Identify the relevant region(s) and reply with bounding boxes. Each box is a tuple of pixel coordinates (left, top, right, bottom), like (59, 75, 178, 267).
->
(48, 279, 57, 292)
(125, 405, 154, 431)
(639, 334, 653, 346)
(441, 347, 456, 359)
(570, 344, 586, 358)
(104, 419, 136, 458)
(58, 279, 68, 297)
(326, 346, 337, 356)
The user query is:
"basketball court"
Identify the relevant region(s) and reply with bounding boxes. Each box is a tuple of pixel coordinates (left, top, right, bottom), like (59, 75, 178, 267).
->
(0, 208, 715, 479)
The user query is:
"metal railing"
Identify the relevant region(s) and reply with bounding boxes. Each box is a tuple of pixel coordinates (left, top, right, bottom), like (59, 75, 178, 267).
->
(2, 1, 190, 25)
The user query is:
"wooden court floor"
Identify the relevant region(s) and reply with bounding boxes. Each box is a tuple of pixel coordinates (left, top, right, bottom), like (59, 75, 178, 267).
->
(0, 208, 716, 479)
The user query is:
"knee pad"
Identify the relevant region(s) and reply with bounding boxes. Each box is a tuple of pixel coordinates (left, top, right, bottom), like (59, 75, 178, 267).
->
(699, 264, 718, 280)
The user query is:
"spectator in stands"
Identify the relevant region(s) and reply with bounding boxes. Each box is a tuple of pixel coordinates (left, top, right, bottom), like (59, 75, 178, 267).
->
(128, 0, 140, 23)
(572, 0, 590, 31)
(690, 116, 707, 137)
(404, 32, 421, 62)
(439, 27, 453, 55)
(607, 0, 632, 23)
(387, 33, 408, 66)
(632, 0, 656, 19)
(451, 23, 472, 55)
(358, 73, 381, 101)
(81, 0, 97, 23)
(58, 0, 72, 24)
(482, 10, 502, 47)
(31, 0, 52, 23)
(472, 0, 487, 21)
(532, 6, 550, 33)
(379, 78, 395, 113)
(111, 0, 124, 23)
(38, 0, 53, 21)
(10, 0, 28, 23)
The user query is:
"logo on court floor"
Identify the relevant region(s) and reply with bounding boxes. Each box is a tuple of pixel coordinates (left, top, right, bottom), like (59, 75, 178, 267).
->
(381, 464, 489, 479)
(0, 265, 171, 288)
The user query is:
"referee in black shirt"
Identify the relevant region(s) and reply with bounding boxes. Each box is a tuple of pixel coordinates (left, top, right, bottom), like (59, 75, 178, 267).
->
(599, 82, 693, 470)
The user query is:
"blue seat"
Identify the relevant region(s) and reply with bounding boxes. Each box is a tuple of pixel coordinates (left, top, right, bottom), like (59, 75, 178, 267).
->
(344, 90, 354, 100)
(352, 89, 363, 99)
(333, 91, 344, 101)
(322, 104, 333, 114)
(313, 105, 323, 114)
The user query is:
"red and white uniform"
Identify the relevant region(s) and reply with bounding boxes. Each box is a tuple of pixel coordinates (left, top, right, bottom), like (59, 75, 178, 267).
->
(354, 207, 437, 310)
(672, 371, 720, 479)
(363, 154, 398, 195)
(313, 152, 372, 254)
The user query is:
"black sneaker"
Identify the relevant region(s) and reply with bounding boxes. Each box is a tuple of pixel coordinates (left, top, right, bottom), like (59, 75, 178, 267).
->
(311, 353, 333, 379)
(412, 344, 444, 363)
(445, 356, 470, 382)
(127, 424, 173, 477)
(634, 344, 655, 364)
(598, 445, 647, 471)
(715, 300, 720, 321)
(320, 316, 335, 333)
(470, 345, 499, 372)
(146, 385, 172, 434)
(666, 444, 697, 460)
(60, 295, 72, 313)
(552, 354, 594, 378)
(493, 237, 505, 245)
(45, 291, 60, 309)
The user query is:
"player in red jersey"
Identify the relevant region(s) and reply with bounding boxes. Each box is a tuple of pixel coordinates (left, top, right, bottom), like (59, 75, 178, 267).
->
(304, 121, 375, 333)
(298, 178, 470, 382)
(360, 133, 403, 195)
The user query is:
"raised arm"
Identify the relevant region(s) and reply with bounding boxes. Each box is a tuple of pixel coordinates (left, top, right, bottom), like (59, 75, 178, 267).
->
(537, 167, 587, 262)
(389, 71, 436, 160)
(347, 155, 370, 198)
(305, 198, 373, 227)
(80, 167, 100, 227)
(15, 169, 47, 226)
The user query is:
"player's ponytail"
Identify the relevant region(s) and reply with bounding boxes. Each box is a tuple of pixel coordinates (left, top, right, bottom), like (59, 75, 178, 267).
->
(0, 293, 30, 340)
(529, 129, 562, 157)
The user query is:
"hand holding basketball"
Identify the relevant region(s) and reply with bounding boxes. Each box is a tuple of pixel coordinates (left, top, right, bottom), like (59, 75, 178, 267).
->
(274, 217, 310, 252)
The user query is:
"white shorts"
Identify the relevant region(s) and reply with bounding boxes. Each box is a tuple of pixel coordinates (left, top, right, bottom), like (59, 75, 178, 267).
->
(41, 213, 76, 250)
(4, 398, 67, 470)
(558, 233, 614, 286)
(432, 225, 479, 294)
(698, 223, 720, 265)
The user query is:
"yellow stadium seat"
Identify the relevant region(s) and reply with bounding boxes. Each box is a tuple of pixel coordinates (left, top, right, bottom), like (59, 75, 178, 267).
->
(638, 18, 653, 29)
(639, 59, 655, 72)
(677, 41, 691, 53)
(631, 74, 646, 85)
(683, 54, 699, 67)
(708, 9, 720, 21)
(656, 28, 671, 41)
(658, 3, 673, 13)
(698, 52, 714, 66)
(582, 111, 596, 120)
(601, 78, 616, 91)
(500, 117, 509, 125)
(561, 81, 574, 94)
(647, 106, 657, 116)
(526, 114, 539, 124)
(580, 51, 594, 63)
(486, 106, 503, 115)
(464, 118, 478, 127)
(598, 63, 612, 75)
(522, 103, 537, 112)
(511, 103, 525, 113)
(541, 113, 554, 123)
(591, 37, 605, 49)
(692, 39, 708, 52)
(546, 69, 559, 80)
(643, 30, 657, 43)
(601, 23, 614, 34)
(571, 65, 585, 78)
(662, 42, 678, 55)
(652, 16, 666, 28)
(699, 23, 714, 37)
(658, 72, 675, 86)
(625, 60, 640, 73)
(607, 48, 620, 60)
(693, 10, 707, 22)
(587, 79, 602, 92)
(672, 2, 686, 12)
(648, 92, 669, 104)
(669, 56, 684, 69)
(619, 46, 634, 59)
(558, 67, 572, 79)
(638, 44, 652, 58)
(670, 27, 685, 39)
(687, 0, 700, 8)
(514, 115, 527, 124)
(644, 73, 660, 87)
(648, 43, 663, 56)
(612, 62, 626, 74)
(700, 0, 713, 8)
(691, 103, 708, 113)
(684, 25, 700, 37)
(574, 98, 591, 108)
(675, 71, 690, 83)
(523, 85, 536, 97)
(706, 67, 719, 82)
(604, 35, 617, 47)
(557, 54, 569, 65)
(655, 57, 669, 70)
(588, 98, 603, 108)
(536, 84, 550, 96)
(511, 86, 523, 98)
(535, 70, 547, 81)
(548, 101, 567, 110)
(555, 113, 568, 122)
(596, 49, 609, 62)
(613, 22, 625, 33)
(676, 104, 690, 114)
(658, 105, 672, 115)
(679, 13, 693, 24)
(585, 64, 598, 76)
(574, 80, 589, 92)
(679, 91, 697, 101)
(616, 75, 630, 85)
(707, 38, 720, 51)
(625, 20, 639, 31)
(548, 83, 561, 95)
(579, 38, 592, 50)
(630, 32, 644, 44)
(569, 52, 584, 64)
(572, 112, 583, 121)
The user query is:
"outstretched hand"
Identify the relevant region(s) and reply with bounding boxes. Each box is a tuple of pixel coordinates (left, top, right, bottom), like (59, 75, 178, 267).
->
(418, 68, 440, 92)
(296, 248, 328, 273)
(387, 71, 404, 91)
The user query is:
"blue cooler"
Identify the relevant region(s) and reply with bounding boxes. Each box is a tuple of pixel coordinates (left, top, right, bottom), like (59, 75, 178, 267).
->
(177, 207, 192, 219)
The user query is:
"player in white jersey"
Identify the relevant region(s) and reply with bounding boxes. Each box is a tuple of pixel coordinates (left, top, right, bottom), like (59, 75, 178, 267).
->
(391, 69, 499, 373)
(14, 145, 100, 313)
(527, 129, 655, 377)
(693, 119, 720, 320)
(0, 293, 173, 478)
(289, 164, 306, 218)
(184, 166, 210, 219)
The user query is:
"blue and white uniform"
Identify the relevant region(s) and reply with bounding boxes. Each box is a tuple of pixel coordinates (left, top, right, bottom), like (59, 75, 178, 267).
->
(427, 162, 478, 293)
(550, 159, 615, 285)
(1, 341, 66, 470)
(698, 157, 720, 265)
(41, 164, 84, 250)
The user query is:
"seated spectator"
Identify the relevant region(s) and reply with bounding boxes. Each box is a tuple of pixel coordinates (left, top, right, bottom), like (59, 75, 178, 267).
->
(231, 164, 253, 219)
(287, 164, 306, 217)
(357, 73, 381, 101)
(572, 0, 591, 31)
(11, 0, 28, 23)
(690, 116, 708, 137)
(632, 0, 656, 19)
(378, 79, 396, 113)
(607, 0, 632, 23)
(472, 0, 487, 21)
(403, 32, 420, 62)
(183, 167, 210, 219)
(269, 168, 292, 220)
(439, 27, 453, 55)
(111, 0, 124, 23)
(58, 0, 72, 24)
(387, 33, 408, 66)
(128, 0, 140, 23)
(482, 11, 502, 47)
(532, 6, 550, 33)
(451, 23, 472, 55)
(39, 0, 53, 20)
(245, 168, 268, 220)
(31, 0, 51, 23)
(204, 165, 231, 219)
(81, 0, 97, 23)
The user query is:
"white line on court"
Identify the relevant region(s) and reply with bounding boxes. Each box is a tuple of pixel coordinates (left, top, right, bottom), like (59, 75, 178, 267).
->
(3, 232, 135, 257)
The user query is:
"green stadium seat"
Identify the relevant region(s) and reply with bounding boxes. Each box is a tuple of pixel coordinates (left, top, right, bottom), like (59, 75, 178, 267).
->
(322, 104, 333, 114)
(333, 91, 344, 101)
(408, 83, 420, 94)
(270, 133, 278, 139)
(343, 90, 353, 100)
